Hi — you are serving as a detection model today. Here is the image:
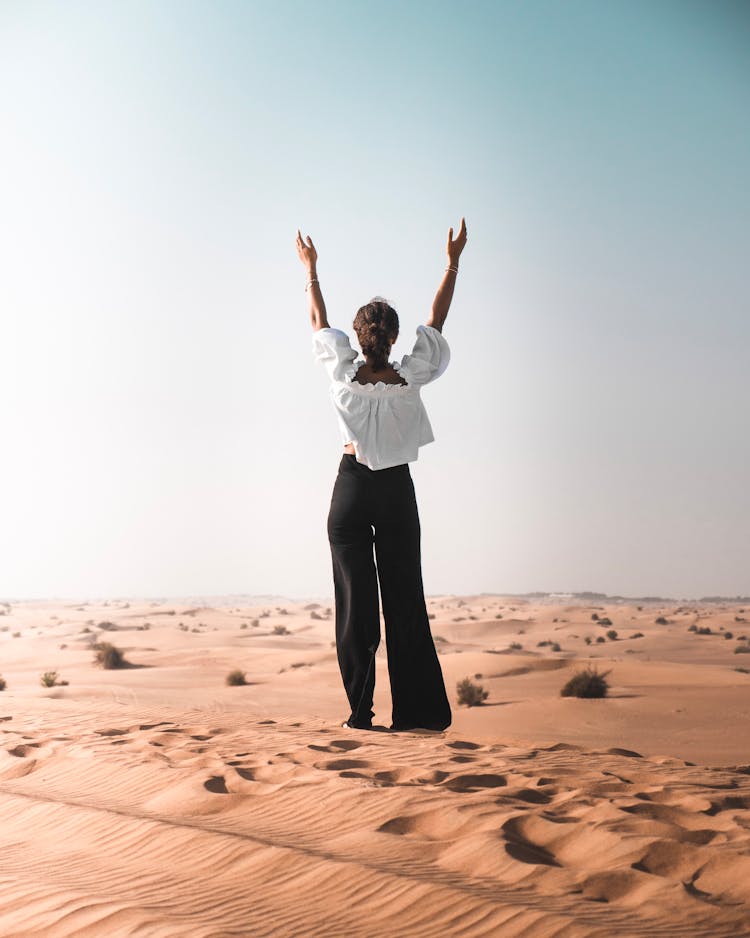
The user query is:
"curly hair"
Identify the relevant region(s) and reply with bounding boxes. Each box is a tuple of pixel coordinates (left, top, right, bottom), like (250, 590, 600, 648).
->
(352, 297, 399, 373)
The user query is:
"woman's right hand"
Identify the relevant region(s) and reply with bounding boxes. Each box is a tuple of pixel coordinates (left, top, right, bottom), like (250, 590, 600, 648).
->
(296, 230, 318, 272)
(447, 217, 468, 265)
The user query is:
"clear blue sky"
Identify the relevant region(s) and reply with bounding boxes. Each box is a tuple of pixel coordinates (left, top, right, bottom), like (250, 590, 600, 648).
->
(1, 0, 748, 599)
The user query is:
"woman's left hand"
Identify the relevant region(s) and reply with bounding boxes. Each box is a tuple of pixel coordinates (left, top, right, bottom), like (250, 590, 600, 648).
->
(296, 230, 318, 271)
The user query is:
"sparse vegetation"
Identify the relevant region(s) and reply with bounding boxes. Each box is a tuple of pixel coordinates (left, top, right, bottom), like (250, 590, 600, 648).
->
(509, 642, 523, 651)
(655, 616, 668, 625)
(98, 621, 118, 631)
(688, 624, 697, 632)
(734, 644, 750, 655)
(550, 642, 561, 652)
(584, 636, 592, 645)
(93, 641, 129, 669)
(273, 624, 290, 635)
(561, 667, 610, 698)
(591, 613, 599, 621)
(240, 622, 249, 629)
(606, 630, 618, 641)
(598, 617, 612, 626)
(0, 675, 6, 691)
(696, 626, 712, 635)
(724, 632, 734, 640)
(631, 632, 644, 639)
(456, 677, 488, 707)
(226, 669, 247, 686)
(596, 636, 606, 644)
(40, 671, 68, 687)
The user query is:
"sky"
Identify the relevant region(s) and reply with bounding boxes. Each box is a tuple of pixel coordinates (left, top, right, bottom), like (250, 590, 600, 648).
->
(1, 0, 748, 601)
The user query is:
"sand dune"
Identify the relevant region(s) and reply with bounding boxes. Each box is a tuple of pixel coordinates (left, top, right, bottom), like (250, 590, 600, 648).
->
(1, 595, 749, 936)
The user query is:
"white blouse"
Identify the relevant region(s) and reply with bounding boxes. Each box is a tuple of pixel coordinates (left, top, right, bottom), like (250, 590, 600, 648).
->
(312, 324, 450, 471)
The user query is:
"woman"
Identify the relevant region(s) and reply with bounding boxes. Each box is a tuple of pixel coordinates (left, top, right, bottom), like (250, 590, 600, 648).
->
(296, 219, 467, 732)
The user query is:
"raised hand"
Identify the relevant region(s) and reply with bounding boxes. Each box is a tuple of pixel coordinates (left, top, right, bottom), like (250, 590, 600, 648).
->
(447, 217, 468, 265)
(296, 230, 318, 272)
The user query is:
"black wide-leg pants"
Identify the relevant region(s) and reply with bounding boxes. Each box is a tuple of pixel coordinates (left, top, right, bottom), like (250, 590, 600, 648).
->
(327, 454, 451, 731)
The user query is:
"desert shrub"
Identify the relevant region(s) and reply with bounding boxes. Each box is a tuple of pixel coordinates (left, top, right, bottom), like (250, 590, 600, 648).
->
(273, 624, 290, 635)
(495, 613, 503, 619)
(537, 640, 551, 647)
(226, 669, 247, 686)
(433, 635, 447, 643)
(240, 622, 248, 629)
(561, 667, 610, 698)
(251, 619, 259, 627)
(688, 624, 697, 632)
(40, 671, 62, 687)
(93, 641, 128, 669)
(510, 642, 523, 650)
(428, 613, 436, 620)
(0, 675, 6, 691)
(81, 626, 91, 633)
(584, 636, 592, 645)
(310, 610, 321, 619)
(598, 617, 612, 626)
(12, 632, 20, 638)
(596, 636, 606, 643)
(734, 644, 750, 655)
(735, 667, 749, 674)
(723, 631, 733, 640)
(631, 632, 644, 639)
(456, 677, 488, 707)
(591, 613, 599, 621)
(550, 642, 561, 652)
(655, 616, 668, 625)
(98, 621, 118, 631)
(696, 626, 712, 635)
(606, 630, 618, 641)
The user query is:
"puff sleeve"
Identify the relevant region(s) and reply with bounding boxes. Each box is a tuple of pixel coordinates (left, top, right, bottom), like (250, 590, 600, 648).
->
(397, 325, 451, 387)
(312, 328, 358, 383)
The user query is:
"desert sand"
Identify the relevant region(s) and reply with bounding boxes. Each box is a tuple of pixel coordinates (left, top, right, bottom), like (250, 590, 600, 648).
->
(1, 594, 749, 937)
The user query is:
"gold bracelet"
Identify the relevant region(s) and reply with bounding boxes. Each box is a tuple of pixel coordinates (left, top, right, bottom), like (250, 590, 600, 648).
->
(445, 266, 458, 274)
(305, 278, 319, 291)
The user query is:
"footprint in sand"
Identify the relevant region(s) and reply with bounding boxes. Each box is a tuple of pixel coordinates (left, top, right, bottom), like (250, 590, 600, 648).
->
(442, 773, 508, 792)
(316, 758, 372, 772)
(7, 743, 40, 757)
(501, 815, 563, 867)
(308, 739, 362, 753)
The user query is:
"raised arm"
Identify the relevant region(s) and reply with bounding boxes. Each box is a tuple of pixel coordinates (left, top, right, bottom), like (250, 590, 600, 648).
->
(426, 217, 467, 333)
(296, 230, 330, 330)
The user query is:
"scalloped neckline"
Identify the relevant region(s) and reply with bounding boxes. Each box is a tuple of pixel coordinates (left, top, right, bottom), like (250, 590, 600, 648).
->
(347, 360, 410, 391)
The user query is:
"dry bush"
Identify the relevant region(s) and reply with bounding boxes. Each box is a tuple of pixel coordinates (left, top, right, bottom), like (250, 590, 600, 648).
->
(93, 641, 128, 669)
(456, 677, 488, 707)
(226, 669, 247, 686)
(0, 675, 6, 691)
(40, 671, 68, 687)
(273, 624, 290, 635)
(561, 667, 610, 698)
